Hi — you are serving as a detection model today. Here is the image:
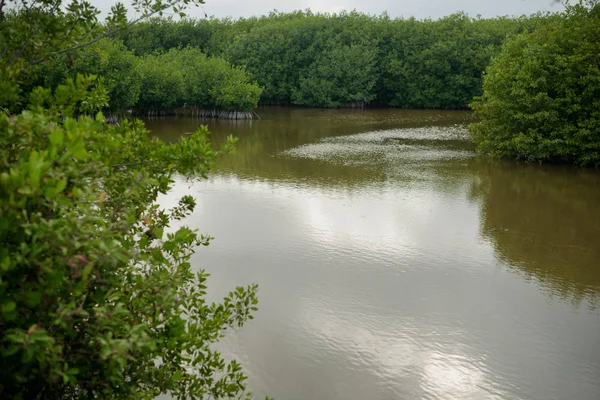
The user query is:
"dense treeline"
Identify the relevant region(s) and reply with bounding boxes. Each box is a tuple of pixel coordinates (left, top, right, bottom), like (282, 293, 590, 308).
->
(39, 40, 262, 117)
(18, 10, 552, 114)
(118, 10, 548, 108)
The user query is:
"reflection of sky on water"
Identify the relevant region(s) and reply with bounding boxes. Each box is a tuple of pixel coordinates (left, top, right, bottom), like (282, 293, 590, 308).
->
(161, 173, 600, 400)
(299, 295, 500, 400)
(157, 119, 600, 400)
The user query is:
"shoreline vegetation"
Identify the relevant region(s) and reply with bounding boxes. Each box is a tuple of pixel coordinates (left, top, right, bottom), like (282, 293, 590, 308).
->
(117, 10, 543, 111)
(53, 4, 596, 165)
(24, 10, 550, 120)
(1, 0, 599, 398)
(470, 1, 599, 166)
(1, 0, 264, 398)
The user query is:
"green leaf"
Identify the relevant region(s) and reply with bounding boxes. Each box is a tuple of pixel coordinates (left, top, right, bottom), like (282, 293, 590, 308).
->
(49, 130, 64, 147)
(2, 345, 22, 357)
(172, 370, 184, 382)
(2, 301, 16, 314)
(28, 151, 43, 189)
(44, 178, 67, 198)
(25, 291, 42, 307)
(82, 263, 94, 281)
(71, 145, 88, 160)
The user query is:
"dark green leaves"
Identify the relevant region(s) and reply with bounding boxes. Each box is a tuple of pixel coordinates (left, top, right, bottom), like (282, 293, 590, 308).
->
(470, 1, 600, 166)
(136, 47, 262, 113)
(122, 10, 539, 109)
(1, 76, 258, 399)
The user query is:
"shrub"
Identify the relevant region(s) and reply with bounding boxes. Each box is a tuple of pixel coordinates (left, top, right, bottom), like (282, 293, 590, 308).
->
(469, 1, 600, 166)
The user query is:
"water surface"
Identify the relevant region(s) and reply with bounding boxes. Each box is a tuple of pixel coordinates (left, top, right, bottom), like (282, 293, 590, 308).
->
(147, 108, 600, 400)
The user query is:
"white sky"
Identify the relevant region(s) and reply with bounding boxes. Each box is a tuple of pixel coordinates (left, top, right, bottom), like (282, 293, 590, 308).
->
(97, 0, 564, 20)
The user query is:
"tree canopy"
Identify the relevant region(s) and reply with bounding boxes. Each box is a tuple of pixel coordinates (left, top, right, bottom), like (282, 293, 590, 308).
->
(118, 10, 546, 108)
(469, 0, 600, 166)
(0, 0, 262, 116)
(4, 6, 556, 113)
(1, 1, 262, 398)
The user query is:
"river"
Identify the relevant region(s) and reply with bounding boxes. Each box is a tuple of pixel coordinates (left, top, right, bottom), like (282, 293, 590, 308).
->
(146, 108, 600, 400)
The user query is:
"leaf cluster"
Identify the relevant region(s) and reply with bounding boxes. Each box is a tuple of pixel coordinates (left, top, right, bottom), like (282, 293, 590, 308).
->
(0, 76, 260, 399)
(137, 47, 262, 112)
(470, 1, 600, 166)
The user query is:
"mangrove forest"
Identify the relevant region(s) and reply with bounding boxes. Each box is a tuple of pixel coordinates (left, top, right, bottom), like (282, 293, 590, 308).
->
(1, 0, 600, 399)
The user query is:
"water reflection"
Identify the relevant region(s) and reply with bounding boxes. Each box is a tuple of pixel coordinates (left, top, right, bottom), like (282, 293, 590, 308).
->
(468, 160, 600, 305)
(148, 108, 600, 400)
(299, 295, 500, 399)
(145, 108, 476, 189)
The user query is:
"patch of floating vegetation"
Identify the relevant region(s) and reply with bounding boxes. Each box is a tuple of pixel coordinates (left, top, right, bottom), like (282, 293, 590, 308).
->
(282, 125, 474, 167)
(329, 125, 472, 143)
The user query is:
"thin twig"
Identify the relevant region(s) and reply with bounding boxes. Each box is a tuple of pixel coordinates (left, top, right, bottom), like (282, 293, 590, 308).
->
(110, 160, 156, 168)
(32, 8, 169, 65)
(9, 22, 43, 66)
(9, 1, 60, 66)
(0, 42, 8, 60)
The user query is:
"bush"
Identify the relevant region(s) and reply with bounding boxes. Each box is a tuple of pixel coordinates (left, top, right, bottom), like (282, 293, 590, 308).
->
(42, 39, 142, 112)
(469, 1, 600, 166)
(0, 76, 259, 399)
(1, 0, 264, 397)
(137, 48, 263, 112)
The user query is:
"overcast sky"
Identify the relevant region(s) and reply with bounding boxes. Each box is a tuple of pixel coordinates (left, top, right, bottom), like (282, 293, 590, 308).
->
(97, 0, 564, 20)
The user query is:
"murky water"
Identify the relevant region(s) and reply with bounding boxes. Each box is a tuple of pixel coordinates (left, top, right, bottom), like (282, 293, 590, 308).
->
(146, 108, 600, 400)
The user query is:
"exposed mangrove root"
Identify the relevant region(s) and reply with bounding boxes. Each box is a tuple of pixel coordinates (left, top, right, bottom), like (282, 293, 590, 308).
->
(187, 108, 253, 120)
(338, 101, 367, 109)
(258, 101, 367, 109)
(134, 107, 254, 120)
(313, 101, 368, 109)
(140, 109, 173, 118)
(258, 100, 292, 106)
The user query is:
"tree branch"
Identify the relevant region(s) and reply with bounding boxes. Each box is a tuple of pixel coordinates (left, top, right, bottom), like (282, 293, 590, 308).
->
(8, 1, 60, 66)
(111, 160, 157, 168)
(32, 8, 168, 65)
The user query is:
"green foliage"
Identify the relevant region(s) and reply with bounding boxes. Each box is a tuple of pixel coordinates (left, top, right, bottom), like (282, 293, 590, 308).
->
(0, 1, 102, 111)
(32, 37, 262, 115)
(379, 13, 523, 108)
(0, 0, 210, 112)
(137, 48, 262, 112)
(291, 41, 378, 107)
(469, 1, 600, 166)
(0, 77, 259, 399)
(41, 39, 142, 112)
(136, 50, 186, 112)
(117, 17, 220, 56)
(119, 10, 544, 108)
(3, 11, 262, 115)
(1, 0, 263, 398)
